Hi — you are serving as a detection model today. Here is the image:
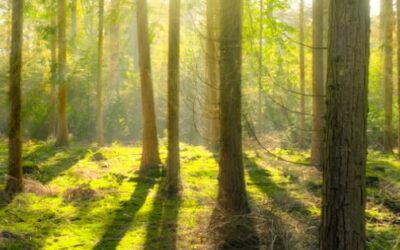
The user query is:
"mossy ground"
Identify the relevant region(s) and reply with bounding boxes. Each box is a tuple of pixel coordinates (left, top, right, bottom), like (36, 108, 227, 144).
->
(0, 141, 399, 249)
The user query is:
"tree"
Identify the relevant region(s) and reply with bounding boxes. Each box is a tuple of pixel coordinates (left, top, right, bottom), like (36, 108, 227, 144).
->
(298, 0, 305, 148)
(6, 0, 24, 194)
(166, 0, 181, 195)
(320, 0, 369, 248)
(136, 0, 161, 170)
(110, 0, 120, 99)
(217, 0, 249, 214)
(70, 0, 77, 48)
(310, 0, 324, 168)
(205, 0, 220, 150)
(257, 0, 263, 133)
(397, 0, 400, 157)
(382, 0, 393, 153)
(96, 0, 105, 146)
(56, 0, 68, 147)
(48, 0, 57, 138)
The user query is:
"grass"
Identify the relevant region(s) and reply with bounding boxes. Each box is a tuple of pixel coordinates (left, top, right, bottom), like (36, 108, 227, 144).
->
(0, 141, 398, 249)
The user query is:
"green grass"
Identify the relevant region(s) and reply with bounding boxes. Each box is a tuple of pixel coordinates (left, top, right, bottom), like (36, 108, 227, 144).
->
(0, 141, 399, 249)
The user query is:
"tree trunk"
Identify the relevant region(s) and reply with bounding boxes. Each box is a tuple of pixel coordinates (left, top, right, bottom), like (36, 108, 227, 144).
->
(49, 0, 57, 139)
(110, 0, 120, 99)
(257, 0, 263, 133)
(397, 0, 400, 157)
(382, 0, 393, 153)
(6, 0, 24, 195)
(70, 0, 77, 48)
(320, 0, 369, 248)
(310, 0, 324, 168)
(131, 12, 142, 142)
(167, 0, 181, 195)
(136, 0, 161, 170)
(96, 0, 105, 146)
(217, 0, 249, 214)
(299, 0, 305, 148)
(205, 0, 220, 150)
(56, 0, 68, 147)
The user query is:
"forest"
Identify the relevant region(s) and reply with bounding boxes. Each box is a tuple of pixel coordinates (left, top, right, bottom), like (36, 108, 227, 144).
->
(0, 0, 399, 249)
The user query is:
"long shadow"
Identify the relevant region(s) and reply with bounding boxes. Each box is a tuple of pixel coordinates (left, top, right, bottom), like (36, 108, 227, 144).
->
(244, 155, 314, 223)
(93, 169, 160, 250)
(40, 147, 89, 184)
(143, 183, 181, 250)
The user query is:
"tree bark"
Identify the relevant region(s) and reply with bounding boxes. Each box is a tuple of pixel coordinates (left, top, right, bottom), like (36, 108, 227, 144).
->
(96, 0, 105, 146)
(6, 0, 24, 194)
(110, 0, 120, 99)
(136, 0, 161, 170)
(299, 0, 305, 148)
(217, 0, 249, 214)
(167, 0, 181, 195)
(320, 0, 369, 248)
(310, 0, 324, 168)
(49, 0, 57, 139)
(205, 0, 220, 151)
(382, 0, 394, 153)
(397, 0, 400, 157)
(56, 0, 68, 147)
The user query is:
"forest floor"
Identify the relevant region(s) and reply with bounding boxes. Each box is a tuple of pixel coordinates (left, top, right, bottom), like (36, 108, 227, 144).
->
(0, 140, 399, 249)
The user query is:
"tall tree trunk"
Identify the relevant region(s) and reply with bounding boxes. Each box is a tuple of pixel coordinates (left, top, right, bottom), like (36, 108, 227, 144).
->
(136, 0, 161, 170)
(382, 0, 394, 153)
(49, 0, 57, 138)
(310, 0, 324, 168)
(96, 0, 105, 146)
(397, 0, 400, 157)
(70, 0, 77, 48)
(131, 12, 142, 142)
(257, 0, 263, 133)
(299, 0, 305, 148)
(6, 0, 24, 195)
(110, 0, 120, 99)
(205, 0, 220, 150)
(320, 0, 369, 248)
(56, 0, 68, 147)
(167, 0, 181, 195)
(217, 0, 249, 214)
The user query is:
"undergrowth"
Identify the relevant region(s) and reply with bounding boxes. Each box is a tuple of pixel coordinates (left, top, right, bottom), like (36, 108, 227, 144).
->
(0, 141, 398, 249)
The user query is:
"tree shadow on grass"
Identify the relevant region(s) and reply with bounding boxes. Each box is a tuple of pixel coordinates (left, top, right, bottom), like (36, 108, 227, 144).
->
(39, 147, 89, 184)
(93, 169, 160, 250)
(143, 183, 182, 250)
(243, 155, 315, 224)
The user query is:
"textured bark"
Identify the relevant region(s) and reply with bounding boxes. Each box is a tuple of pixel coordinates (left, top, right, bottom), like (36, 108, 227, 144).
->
(310, 0, 324, 168)
(136, 0, 161, 170)
(397, 0, 400, 157)
(382, 0, 394, 153)
(49, 1, 57, 138)
(217, 0, 249, 214)
(110, 0, 120, 99)
(6, 0, 24, 194)
(96, 0, 105, 146)
(205, 0, 220, 150)
(167, 0, 181, 195)
(320, 0, 369, 249)
(56, 0, 68, 147)
(299, 0, 305, 148)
